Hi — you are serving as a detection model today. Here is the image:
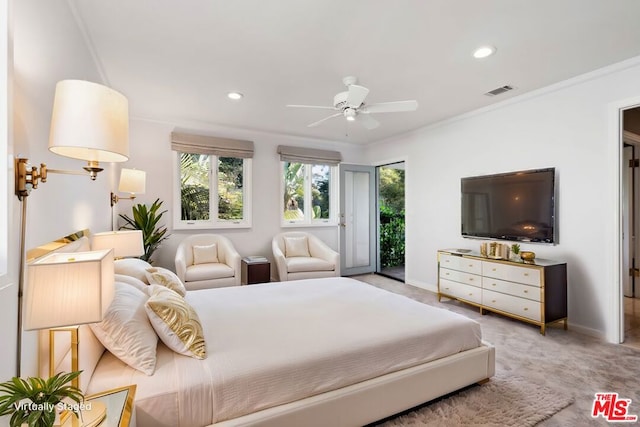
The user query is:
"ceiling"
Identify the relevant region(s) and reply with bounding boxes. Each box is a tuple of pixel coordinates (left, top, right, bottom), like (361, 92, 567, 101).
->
(69, 0, 640, 144)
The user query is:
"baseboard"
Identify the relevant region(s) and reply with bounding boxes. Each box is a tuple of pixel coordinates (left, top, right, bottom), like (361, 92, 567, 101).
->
(405, 278, 437, 294)
(568, 322, 606, 341)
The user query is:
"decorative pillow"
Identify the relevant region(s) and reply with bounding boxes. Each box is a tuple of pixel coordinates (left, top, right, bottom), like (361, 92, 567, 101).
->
(145, 285, 207, 360)
(193, 243, 219, 265)
(89, 282, 158, 375)
(115, 274, 148, 293)
(114, 258, 152, 284)
(284, 236, 310, 257)
(145, 267, 187, 297)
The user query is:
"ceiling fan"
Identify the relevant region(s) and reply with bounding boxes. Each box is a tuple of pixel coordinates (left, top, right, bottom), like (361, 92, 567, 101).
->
(286, 76, 418, 130)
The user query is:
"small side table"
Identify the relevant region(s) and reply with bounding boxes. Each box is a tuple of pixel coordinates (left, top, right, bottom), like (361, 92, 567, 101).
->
(242, 256, 271, 285)
(62, 385, 136, 427)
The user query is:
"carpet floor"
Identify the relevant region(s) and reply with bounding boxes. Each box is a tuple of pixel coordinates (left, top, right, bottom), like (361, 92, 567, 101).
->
(354, 274, 640, 426)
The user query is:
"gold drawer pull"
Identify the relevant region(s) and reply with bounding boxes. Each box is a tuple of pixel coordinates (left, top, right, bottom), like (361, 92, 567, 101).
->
(445, 272, 450, 275)
(492, 283, 496, 286)
(468, 293, 473, 296)
(524, 307, 529, 311)
(524, 273, 529, 277)
(524, 290, 528, 293)
(445, 260, 450, 263)
(468, 264, 474, 267)
(468, 278, 474, 281)
(492, 268, 497, 271)
(492, 300, 496, 303)
(445, 287, 450, 290)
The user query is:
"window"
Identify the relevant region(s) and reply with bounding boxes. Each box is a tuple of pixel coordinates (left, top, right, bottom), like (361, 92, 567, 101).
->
(282, 161, 337, 226)
(172, 133, 254, 229)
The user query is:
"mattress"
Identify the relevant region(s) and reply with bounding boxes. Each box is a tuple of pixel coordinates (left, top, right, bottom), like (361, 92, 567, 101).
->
(88, 277, 482, 427)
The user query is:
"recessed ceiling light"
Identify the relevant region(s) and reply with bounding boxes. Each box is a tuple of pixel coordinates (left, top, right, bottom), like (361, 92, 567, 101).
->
(227, 92, 244, 100)
(473, 46, 496, 59)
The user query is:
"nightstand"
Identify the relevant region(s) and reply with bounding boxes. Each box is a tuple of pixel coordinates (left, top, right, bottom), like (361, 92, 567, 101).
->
(242, 256, 271, 284)
(62, 384, 136, 427)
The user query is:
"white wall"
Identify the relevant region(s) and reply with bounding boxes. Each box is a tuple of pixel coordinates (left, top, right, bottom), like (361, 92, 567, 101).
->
(122, 118, 365, 278)
(364, 57, 640, 339)
(11, 0, 115, 377)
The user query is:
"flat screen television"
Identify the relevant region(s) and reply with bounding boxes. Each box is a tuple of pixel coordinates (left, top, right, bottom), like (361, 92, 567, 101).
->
(461, 167, 556, 244)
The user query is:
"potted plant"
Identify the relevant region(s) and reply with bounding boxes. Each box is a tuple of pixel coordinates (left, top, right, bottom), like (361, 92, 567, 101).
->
(119, 198, 170, 263)
(0, 371, 83, 427)
(510, 243, 521, 262)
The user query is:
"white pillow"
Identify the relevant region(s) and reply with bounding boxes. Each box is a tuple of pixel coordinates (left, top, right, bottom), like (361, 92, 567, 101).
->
(145, 267, 187, 297)
(193, 243, 219, 265)
(114, 258, 153, 284)
(145, 285, 207, 360)
(284, 236, 310, 257)
(89, 283, 158, 375)
(115, 273, 148, 293)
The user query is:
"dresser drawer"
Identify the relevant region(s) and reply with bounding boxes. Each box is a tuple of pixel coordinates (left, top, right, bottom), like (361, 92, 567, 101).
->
(482, 277, 541, 302)
(439, 279, 482, 304)
(439, 253, 482, 275)
(482, 262, 541, 287)
(439, 268, 481, 288)
(483, 289, 541, 322)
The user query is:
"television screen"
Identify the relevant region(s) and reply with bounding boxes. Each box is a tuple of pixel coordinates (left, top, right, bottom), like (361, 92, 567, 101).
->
(461, 168, 556, 243)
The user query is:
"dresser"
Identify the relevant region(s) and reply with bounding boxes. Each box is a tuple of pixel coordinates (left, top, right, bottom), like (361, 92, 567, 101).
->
(437, 249, 567, 334)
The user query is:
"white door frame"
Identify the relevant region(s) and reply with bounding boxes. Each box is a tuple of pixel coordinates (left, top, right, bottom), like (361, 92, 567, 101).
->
(608, 96, 640, 343)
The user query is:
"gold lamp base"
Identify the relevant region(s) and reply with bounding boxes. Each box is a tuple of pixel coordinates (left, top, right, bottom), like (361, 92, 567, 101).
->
(59, 401, 107, 427)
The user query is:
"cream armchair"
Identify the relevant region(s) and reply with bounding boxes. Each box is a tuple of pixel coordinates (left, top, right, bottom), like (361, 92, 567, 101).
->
(272, 232, 340, 281)
(175, 234, 241, 290)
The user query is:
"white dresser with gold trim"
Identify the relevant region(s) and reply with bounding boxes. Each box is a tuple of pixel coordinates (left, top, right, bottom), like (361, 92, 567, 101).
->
(437, 249, 567, 334)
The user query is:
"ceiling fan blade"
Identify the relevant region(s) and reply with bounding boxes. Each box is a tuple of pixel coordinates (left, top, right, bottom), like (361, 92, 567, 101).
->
(361, 100, 418, 114)
(308, 112, 342, 127)
(359, 114, 380, 130)
(346, 84, 369, 107)
(287, 104, 337, 110)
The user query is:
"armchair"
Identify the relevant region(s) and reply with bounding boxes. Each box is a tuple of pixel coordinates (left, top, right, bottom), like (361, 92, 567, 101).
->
(272, 232, 340, 281)
(175, 234, 241, 290)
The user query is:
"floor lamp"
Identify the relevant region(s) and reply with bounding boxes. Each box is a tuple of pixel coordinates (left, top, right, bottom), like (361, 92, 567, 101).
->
(15, 79, 130, 378)
(23, 248, 115, 426)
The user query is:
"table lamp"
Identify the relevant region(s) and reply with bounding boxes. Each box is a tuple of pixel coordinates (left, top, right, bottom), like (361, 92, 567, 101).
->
(91, 230, 144, 259)
(24, 249, 115, 426)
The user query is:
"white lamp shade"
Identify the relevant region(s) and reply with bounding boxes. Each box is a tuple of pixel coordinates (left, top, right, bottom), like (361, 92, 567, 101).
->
(48, 80, 129, 163)
(118, 168, 146, 194)
(92, 230, 144, 258)
(24, 249, 115, 331)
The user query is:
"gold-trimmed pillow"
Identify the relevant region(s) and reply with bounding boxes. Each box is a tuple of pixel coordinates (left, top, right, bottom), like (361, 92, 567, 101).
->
(145, 285, 207, 359)
(145, 267, 187, 297)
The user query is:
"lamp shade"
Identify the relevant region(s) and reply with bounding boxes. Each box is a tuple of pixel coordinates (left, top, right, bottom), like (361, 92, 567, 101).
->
(24, 249, 115, 331)
(118, 168, 146, 194)
(48, 80, 129, 163)
(92, 230, 144, 258)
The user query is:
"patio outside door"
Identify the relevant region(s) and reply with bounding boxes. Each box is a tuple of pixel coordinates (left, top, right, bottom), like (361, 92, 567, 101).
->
(339, 164, 376, 276)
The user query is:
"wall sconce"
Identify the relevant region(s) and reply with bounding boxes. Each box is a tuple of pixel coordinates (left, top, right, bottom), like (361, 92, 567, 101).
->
(15, 79, 130, 200)
(110, 168, 146, 206)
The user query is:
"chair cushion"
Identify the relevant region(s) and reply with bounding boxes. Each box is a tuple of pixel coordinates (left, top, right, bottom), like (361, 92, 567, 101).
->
(286, 257, 335, 273)
(284, 236, 310, 257)
(193, 243, 219, 265)
(185, 263, 235, 282)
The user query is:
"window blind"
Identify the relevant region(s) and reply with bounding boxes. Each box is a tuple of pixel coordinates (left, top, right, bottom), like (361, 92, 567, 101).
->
(171, 132, 254, 158)
(277, 145, 342, 166)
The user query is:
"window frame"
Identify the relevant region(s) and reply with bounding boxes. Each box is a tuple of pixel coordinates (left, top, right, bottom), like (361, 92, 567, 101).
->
(280, 161, 338, 227)
(173, 151, 252, 230)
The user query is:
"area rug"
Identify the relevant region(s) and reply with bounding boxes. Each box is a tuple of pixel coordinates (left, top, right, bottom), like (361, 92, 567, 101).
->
(379, 374, 574, 427)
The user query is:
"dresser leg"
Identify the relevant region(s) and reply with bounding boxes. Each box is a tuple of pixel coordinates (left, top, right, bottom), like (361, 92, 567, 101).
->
(540, 324, 546, 335)
(563, 319, 568, 330)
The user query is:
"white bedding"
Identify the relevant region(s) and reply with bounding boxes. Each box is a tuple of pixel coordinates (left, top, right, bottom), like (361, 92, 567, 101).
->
(88, 277, 481, 427)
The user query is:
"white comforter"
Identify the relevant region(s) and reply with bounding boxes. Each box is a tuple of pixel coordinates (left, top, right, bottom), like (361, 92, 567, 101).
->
(88, 277, 481, 427)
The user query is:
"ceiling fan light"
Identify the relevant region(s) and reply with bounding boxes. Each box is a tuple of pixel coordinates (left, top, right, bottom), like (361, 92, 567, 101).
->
(344, 108, 357, 121)
(346, 115, 356, 122)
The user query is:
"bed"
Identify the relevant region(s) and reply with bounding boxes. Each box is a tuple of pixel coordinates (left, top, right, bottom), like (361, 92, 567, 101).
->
(39, 237, 495, 427)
